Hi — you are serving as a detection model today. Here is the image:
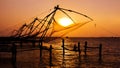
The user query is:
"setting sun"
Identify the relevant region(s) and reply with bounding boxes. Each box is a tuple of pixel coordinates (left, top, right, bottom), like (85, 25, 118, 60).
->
(58, 17, 74, 27)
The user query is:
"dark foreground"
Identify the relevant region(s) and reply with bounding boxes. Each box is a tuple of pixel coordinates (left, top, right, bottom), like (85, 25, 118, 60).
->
(0, 37, 120, 68)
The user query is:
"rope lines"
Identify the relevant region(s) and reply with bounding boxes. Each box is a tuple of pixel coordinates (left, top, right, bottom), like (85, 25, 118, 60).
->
(11, 5, 93, 42)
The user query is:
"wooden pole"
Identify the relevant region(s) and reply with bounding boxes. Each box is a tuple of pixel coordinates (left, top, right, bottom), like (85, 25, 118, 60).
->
(32, 41, 35, 47)
(49, 45, 52, 66)
(84, 41, 87, 56)
(40, 41, 43, 60)
(62, 39, 65, 57)
(99, 43, 102, 61)
(12, 43, 17, 64)
(73, 44, 77, 51)
(78, 42, 81, 57)
(20, 40, 22, 48)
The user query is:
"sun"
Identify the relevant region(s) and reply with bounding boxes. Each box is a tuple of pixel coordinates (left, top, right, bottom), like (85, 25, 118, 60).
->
(58, 17, 74, 27)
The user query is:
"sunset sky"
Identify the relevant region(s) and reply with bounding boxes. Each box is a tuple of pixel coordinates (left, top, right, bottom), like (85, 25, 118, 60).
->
(0, 0, 120, 37)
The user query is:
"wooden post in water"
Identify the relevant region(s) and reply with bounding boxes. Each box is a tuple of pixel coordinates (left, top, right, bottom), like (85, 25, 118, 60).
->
(20, 40, 23, 48)
(32, 41, 35, 47)
(84, 41, 87, 56)
(78, 42, 81, 57)
(99, 43, 102, 61)
(62, 39, 65, 57)
(12, 43, 17, 64)
(39, 41, 43, 60)
(49, 45, 52, 66)
(73, 44, 77, 51)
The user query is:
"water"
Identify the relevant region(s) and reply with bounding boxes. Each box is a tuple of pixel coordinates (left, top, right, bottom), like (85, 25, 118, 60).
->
(0, 37, 120, 68)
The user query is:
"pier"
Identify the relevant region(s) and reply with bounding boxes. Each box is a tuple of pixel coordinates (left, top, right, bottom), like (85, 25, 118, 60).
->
(0, 37, 104, 68)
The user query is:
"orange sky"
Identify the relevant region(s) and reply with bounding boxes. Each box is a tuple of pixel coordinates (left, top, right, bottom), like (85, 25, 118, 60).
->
(0, 0, 120, 37)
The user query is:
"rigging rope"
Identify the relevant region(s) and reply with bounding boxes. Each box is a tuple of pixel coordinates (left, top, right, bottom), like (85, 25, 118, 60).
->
(11, 5, 93, 42)
(95, 23, 119, 37)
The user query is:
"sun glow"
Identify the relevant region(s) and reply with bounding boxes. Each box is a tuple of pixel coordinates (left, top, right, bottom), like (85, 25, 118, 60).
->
(58, 17, 74, 27)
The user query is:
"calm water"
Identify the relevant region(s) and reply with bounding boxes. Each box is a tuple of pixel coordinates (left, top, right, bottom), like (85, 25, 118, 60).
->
(0, 37, 120, 68)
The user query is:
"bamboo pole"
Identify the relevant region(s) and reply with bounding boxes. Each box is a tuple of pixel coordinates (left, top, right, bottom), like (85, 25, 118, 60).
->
(12, 43, 17, 64)
(49, 45, 52, 66)
(62, 39, 65, 57)
(39, 41, 43, 60)
(99, 43, 102, 61)
(78, 42, 81, 57)
(84, 41, 87, 56)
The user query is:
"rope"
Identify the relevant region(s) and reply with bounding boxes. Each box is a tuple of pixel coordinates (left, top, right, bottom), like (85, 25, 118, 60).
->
(95, 23, 119, 37)
(8, 6, 93, 42)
